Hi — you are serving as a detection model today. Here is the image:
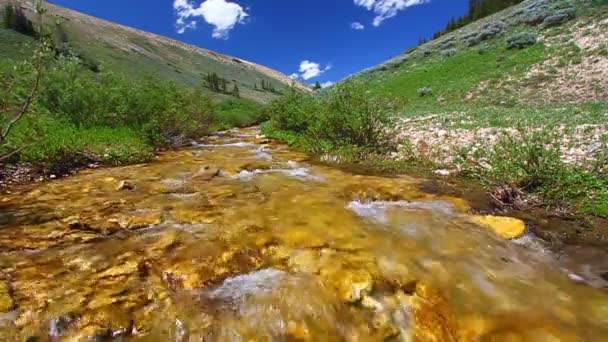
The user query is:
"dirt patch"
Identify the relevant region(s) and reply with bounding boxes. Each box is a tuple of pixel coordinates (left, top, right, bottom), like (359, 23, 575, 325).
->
(392, 116, 607, 167)
(523, 17, 608, 103)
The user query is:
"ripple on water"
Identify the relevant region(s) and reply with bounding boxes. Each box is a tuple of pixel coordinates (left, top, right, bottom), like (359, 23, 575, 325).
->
(347, 199, 457, 224)
(192, 142, 256, 148)
(206, 268, 286, 307)
(255, 147, 272, 160)
(233, 162, 324, 182)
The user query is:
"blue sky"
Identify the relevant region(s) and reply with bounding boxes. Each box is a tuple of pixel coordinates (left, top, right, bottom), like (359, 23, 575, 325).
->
(51, 0, 468, 86)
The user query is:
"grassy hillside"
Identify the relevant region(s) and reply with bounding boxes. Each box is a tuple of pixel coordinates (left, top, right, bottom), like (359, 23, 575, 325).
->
(0, 0, 309, 102)
(355, 0, 607, 112)
(1, 0, 309, 180)
(262, 0, 608, 218)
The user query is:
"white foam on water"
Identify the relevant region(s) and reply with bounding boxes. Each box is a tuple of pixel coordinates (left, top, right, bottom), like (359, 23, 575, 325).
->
(207, 268, 285, 304)
(511, 234, 552, 256)
(347, 199, 456, 224)
(192, 141, 255, 148)
(256, 147, 272, 160)
(233, 164, 324, 182)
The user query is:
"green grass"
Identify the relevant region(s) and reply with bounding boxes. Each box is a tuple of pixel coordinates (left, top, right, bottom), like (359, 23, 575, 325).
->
(212, 98, 266, 131)
(1, 55, 266, 171)
(364, 43, 548, 112)
(5, 115, 154, 165)
(455, 127, 608, 217)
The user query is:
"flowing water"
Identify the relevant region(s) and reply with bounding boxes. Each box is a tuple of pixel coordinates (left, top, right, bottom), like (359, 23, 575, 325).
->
(0, 127, 607, 341)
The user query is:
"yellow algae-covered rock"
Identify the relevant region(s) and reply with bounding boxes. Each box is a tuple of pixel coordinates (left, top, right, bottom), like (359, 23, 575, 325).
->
(116, 180, 136, 191)
(129, 211, 163, 229)
(470, 215, 526, 239)
(0, 280, 14, 312)
(96, 260, 140, 279)
(458, 314, 580, 341)
(192, 165, 220, 181)
(410, 283, 459, 342)
(333, 269, 374, 303)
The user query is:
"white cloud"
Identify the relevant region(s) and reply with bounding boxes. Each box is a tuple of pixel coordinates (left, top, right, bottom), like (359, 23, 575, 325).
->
(351, 22, 365, 30)
(293, 60, 331, 81)
(173, 0, 248, 39)
(321, 81, 334, 88)
(353, 0, 429, 26)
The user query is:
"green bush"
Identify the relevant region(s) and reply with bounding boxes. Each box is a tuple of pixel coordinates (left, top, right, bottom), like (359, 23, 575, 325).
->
(263, 81, 397, 154)
(543, 8, 576, 27)
(213, 98, 265, 130)
(1, 55, 264, 167)
(264, 87, 319, 134)
(310, 81, 396, 151)
(457, 127, 608, 216)
(441, 49, 457, 57)
(418, 87, 433, 97)
(37, 58, 214, 146)
(506, 32, 537, 49)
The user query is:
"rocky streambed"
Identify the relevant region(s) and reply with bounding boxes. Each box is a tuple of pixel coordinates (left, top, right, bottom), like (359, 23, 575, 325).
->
(0, 127, 607, 340)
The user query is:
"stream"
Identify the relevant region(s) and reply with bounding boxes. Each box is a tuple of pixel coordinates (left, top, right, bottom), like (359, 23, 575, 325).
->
(0, 127, 607, 340)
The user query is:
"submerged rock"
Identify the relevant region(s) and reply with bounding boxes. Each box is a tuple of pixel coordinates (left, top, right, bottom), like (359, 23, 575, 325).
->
(116, 180, 136, 191)
(334, 269, 374, 303)
(0, 281, 13, 313)
(470, 215, 526, 239)
(192, 165, 220, 181)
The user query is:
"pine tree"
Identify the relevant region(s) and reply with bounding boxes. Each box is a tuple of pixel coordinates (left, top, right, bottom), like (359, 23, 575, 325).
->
(312, 81, 321, 91)
(231, 83, 240, 98)
(431, 0, 523, 41)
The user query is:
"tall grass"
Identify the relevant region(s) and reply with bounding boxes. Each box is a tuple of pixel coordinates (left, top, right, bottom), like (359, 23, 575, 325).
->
(1, 56, 264, 168)
(262, 81, 397, 155)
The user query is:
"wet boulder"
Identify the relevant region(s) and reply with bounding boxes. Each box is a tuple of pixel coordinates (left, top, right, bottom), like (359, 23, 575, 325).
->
(116, 180, 136, 191)
(334, 269, 374, 303)
(192, 165, 220, 181)
(238, 161, 274, 172)
(255, 135, 271, 145)
(470, 215, 526, 239)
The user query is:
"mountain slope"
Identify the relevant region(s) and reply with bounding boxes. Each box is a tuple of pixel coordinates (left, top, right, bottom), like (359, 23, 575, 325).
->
(351, 0, 607, 108)
(0, 0, 309, 102)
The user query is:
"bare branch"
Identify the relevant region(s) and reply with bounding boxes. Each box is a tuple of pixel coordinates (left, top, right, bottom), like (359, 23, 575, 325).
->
(0, 142, 36, 162)
(0, 54, 44, 145)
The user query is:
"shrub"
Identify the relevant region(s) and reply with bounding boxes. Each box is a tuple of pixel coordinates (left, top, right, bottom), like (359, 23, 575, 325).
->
(264, 81, 397, 153)
(37, 58, 215, 146)
(478, 21, 505, 41)
(418, 87, 433, 97)
(456, 126, 608, 216)
(310, 80, 397, 151)
(507, 32, 537, 49)
(264, 87, 319, 134)
(213, 98, 265, 131)
(543, 8, 576, 27)
(466, 36, 481, 47)
(438, 38, 456, 50)
(441, 49, 457, 57)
